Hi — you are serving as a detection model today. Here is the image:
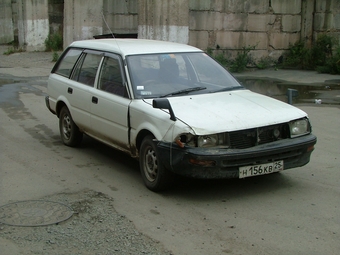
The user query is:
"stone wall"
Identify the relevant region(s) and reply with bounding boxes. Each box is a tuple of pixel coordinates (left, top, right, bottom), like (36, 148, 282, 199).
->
(138, 0, 189, 44)
(102, 0, 138, 35)
(63, 0, 138, 47)
(2, 0, 340, 58)
(314, 0, 340, 38)
(188, 0, 302, 61)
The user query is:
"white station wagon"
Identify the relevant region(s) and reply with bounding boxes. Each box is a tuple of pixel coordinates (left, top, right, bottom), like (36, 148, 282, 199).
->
(45, 39, 317, 191)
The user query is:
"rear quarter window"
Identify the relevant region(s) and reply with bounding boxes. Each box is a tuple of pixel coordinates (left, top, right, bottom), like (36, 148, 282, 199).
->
(55, 48, 83, 77)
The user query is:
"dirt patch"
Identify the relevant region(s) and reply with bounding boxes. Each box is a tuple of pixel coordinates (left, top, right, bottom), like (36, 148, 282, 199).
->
(0, 189, 172, 255)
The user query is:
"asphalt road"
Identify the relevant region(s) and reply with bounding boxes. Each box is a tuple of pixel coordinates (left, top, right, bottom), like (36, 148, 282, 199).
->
(0, 49, 339, 255)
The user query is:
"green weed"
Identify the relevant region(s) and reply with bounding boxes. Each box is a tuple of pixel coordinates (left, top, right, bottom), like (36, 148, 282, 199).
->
(45, 33, 63, 52)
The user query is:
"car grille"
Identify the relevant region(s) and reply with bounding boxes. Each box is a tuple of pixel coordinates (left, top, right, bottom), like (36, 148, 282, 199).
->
(228, 123, 290, 149)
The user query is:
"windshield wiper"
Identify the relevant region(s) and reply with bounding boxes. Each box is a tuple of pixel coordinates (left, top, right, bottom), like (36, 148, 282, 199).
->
(160, 86, 206, 98)
(211, 86, 244, 93)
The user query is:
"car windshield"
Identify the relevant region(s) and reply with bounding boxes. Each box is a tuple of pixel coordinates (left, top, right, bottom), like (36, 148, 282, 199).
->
(126, 52, 243, 99)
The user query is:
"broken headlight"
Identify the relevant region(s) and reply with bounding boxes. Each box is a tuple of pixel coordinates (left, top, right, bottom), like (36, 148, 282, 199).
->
(176, 133, 228, 148)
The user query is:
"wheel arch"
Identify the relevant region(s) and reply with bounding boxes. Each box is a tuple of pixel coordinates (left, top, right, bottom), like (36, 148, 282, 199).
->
(56, 101, 68, 118)
(135, 129, 155, 155)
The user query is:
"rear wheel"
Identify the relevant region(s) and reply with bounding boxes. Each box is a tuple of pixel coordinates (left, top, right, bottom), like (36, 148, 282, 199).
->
(59, 106, 83, 147)
(139, 135, 174, 191)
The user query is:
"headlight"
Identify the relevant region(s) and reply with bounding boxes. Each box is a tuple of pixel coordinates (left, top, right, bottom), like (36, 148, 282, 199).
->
(176, 133, 228, 148)
(198, 135, 218, 147)
(289, 118, 311, 137)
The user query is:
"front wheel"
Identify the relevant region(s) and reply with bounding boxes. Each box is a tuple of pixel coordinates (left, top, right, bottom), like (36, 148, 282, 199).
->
(139, 135, 174, 191)
(59, 106, 83, 147)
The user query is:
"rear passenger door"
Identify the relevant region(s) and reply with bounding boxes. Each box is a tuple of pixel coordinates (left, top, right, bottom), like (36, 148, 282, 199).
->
(89, 53, 131, 152)
(68, 50, 102, 132)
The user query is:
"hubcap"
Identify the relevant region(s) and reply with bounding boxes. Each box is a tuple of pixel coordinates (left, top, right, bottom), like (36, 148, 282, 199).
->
(62, 115, 71, 140)
(144, 147, 158, 182)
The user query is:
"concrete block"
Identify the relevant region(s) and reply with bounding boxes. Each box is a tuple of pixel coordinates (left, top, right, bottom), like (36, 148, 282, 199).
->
(189, 0, 210, 10)
(224, 0, 244, 12)
(334, 14, 340, 30)
(139, 0, 188, 26)
(282, 15, 301, 32)
(248, 14, 276, 32)
(271, 0, 301, 14)
(224, 0, 268, 13)
(104, 0, 133, 13)
(269, 33, 300, 49)
(314, 13, 334, 31)
(105, 15, 138, 34)
(211, 0, 225, 12)
(223, 13, 248, 31)
(216, 31, 267, 49)
(138, 25, 189, 44)
(190, 11, 224, 30)
(246, 0, 269, 13)
(189, 30, 209, 49)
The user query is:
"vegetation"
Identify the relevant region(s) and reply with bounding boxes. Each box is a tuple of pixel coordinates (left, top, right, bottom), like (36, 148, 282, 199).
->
(207, 34, 340, 74)
(256, 56, 274, 70)
(207, 45, 256, 73)
(45, 33, 62, 62)
(282, 34, 340, 74)
(52, 51, 59, 62)
(45, 33, 63, 52)
(3, 41, 24, 55)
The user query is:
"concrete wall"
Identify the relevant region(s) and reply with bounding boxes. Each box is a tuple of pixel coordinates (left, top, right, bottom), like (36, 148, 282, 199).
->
(63, 0, 104, 48)
(2, 0, 340, 59)
(0, 0, 14, 44)
(314, 0, 340, 41)
(102, 0, 138, 35)
(48, 0, 64, 35)
(138, 0, 189, 44)
(63, 0, 138, 47)
(16, 0, 49, 51)
(188, 0, 303, 60)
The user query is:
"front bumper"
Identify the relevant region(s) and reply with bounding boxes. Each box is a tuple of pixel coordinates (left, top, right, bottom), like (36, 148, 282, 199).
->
(157, 134, 317, 179)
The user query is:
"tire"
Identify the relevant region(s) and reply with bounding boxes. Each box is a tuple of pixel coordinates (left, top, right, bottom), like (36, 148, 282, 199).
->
(59, 106, 83, 147)
(139, 135, 174, 191)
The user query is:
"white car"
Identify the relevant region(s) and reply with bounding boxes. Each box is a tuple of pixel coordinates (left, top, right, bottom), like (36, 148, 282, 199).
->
(45, 39, 317, 191)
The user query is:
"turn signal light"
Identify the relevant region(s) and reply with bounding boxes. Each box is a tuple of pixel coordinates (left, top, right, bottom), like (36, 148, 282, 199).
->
(189, 158, 216, 167)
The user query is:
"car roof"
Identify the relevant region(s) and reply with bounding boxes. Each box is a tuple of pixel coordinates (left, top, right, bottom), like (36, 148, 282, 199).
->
(69, 39, 202, 56)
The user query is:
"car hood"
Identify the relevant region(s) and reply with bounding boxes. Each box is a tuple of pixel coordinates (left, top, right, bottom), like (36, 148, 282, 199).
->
(147, 90, 308, 135)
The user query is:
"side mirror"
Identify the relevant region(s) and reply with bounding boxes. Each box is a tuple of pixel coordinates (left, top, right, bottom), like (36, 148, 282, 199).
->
(153, 98, 176, 121)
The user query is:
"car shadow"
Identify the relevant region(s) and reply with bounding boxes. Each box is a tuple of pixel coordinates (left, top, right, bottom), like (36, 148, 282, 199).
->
(165, 173, 298, 201)
(74, 135, 300, 200)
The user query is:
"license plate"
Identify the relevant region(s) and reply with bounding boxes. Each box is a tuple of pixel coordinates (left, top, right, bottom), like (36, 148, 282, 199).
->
(239, 161, 284, 178)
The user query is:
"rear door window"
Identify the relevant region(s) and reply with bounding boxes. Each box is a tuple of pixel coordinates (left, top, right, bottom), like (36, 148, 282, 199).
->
(71, 51, 103, 87)
(54, 48, 82, 77)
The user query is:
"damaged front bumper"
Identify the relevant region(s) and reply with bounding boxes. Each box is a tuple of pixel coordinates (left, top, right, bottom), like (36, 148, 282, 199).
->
(156, 134, 317, 179)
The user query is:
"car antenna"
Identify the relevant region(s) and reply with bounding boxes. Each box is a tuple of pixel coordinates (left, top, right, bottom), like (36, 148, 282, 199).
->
(101, 11, 115, 39)
(101, 11, 124, 55)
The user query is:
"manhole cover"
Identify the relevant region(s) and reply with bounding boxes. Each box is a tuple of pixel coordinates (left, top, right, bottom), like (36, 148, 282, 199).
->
(0, 200, 73, 227)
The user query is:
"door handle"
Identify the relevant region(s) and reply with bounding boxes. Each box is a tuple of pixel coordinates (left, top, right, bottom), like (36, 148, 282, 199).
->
(92, 96, 98, 104)
(67, 87, 73, 94)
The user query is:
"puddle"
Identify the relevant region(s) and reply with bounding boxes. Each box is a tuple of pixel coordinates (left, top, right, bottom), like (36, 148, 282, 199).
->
(0, 77, 46, 107)
(237, 77, 340, 105)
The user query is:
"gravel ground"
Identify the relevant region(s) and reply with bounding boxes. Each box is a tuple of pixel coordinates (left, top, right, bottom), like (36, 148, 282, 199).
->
(0, 190, 171, 255)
